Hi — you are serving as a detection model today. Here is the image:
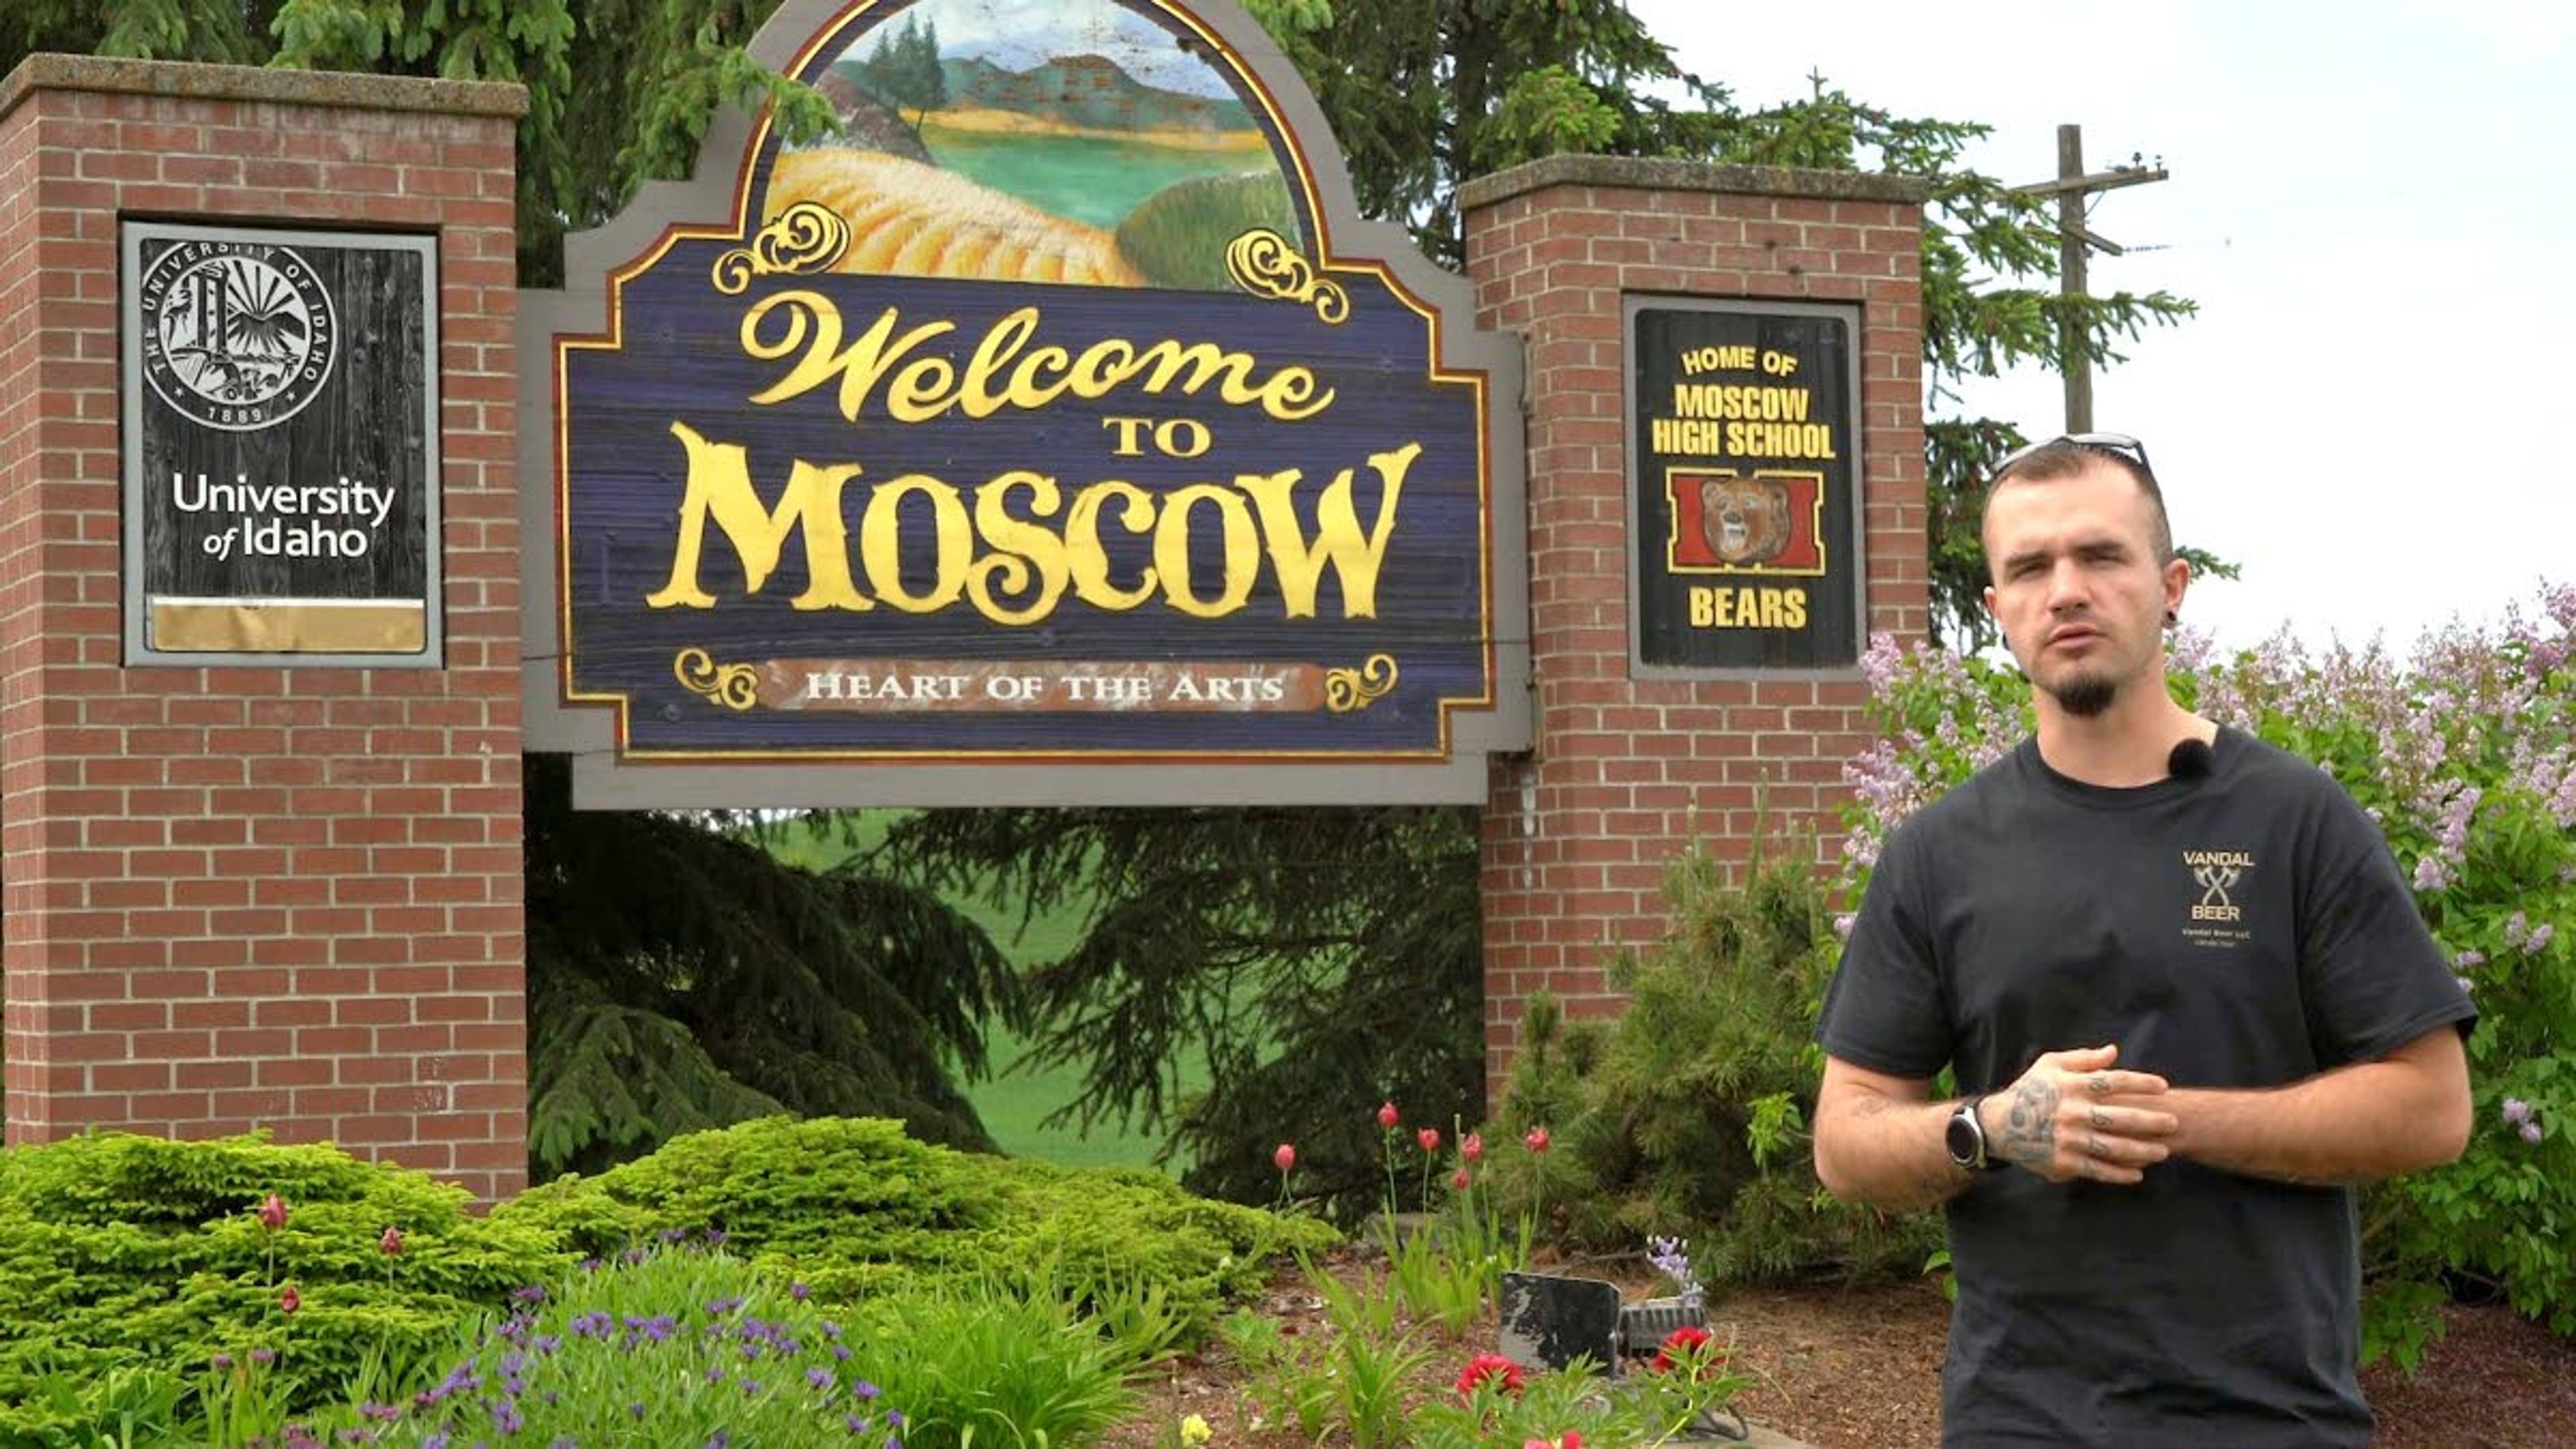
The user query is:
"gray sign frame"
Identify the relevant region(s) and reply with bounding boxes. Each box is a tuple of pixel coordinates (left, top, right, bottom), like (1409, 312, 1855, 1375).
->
(121, 221, 443, 669)
(519, 0, 1529, 808)
(1622, 293, 1868, 680)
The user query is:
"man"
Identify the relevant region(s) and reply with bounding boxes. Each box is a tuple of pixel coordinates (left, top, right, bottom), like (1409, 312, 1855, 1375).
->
(1811, 435, 2475, 1446)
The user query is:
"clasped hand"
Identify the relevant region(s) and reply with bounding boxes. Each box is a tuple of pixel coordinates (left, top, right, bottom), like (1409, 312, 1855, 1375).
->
(1983, 1043, 2178, 1185)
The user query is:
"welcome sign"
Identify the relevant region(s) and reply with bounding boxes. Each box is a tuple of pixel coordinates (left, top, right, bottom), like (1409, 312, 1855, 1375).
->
(524, 0, 1525, 806)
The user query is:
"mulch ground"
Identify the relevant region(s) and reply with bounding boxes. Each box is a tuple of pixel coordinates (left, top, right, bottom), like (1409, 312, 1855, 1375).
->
(1106, 1246, 2576, 1447)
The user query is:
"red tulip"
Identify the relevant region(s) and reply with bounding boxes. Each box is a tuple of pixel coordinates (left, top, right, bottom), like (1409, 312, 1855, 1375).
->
(1377, 1101, 1400, 1130)
(279, 1284, 301, 1315)
(1452, 1167, 1472, 1191)
(1523, 1126, 1551, 1155)
(1273, 1142, 1296, 1173)
(1461, 1131, 1485, 1165)
(1455, 1351, 1525, 1397)
(1651, 1324, 1722, 1377)
(379, 1226, 405, 1256)
(257, 1193, 289, 1232)
(1417, 1126, 1441, 1153)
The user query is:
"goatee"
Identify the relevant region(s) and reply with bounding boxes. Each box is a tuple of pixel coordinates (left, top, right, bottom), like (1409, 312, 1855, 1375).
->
(2051, 673, 2118, 718)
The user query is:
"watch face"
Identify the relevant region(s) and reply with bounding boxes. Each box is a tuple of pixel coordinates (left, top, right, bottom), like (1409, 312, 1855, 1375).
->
(1945, 1108, 1980, 1166)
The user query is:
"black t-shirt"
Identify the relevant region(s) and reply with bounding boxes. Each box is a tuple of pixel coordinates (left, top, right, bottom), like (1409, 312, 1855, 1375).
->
(1817, 727, 2476, 1448)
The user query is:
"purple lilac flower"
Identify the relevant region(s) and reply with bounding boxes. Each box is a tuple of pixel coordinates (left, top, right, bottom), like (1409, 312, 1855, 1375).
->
(2503, 1099, 2534, 1128)
(2520, 1121, 2545, 1145)
(2525, 923, 2555, 957)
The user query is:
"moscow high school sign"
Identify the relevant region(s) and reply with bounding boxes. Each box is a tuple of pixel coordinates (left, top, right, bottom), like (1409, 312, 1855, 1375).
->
(520, 0, 1528, 807)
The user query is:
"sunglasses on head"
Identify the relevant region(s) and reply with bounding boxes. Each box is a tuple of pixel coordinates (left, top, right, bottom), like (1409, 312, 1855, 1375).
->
(1993, 431, 2153, 478)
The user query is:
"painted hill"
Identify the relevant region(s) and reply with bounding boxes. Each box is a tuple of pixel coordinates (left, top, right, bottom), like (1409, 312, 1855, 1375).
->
(940, 54, 1253, 135)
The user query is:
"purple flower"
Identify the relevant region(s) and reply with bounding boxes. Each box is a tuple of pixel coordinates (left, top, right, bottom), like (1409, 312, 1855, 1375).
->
(2525, 923, 2555, 957)
(2504, 1098, 2534, 1128)
(2521, 1121, 2545, 1145)
(808, 1366, 836, 1392)
(791, 1281, 812, 1301)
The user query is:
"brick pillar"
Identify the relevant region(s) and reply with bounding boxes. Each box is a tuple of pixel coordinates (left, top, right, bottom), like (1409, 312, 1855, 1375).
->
(0, 58, 529, 1201)
(1460, 157, 1931, 1092)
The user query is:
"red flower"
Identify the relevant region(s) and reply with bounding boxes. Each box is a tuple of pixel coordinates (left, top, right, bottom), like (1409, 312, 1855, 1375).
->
(379, 1226, 405, 1256)
(1417, 1126, 1442, 1154)
(1651, 1324, 1722, 1377)
(1455, 1351, 1525, 1397)
(1377, 1101, 1401, 1130)
(279, 1284, 301, 1316)
(1523, 1126, 1551, 1155)
(1273, 1142, 1296, 1173)
(1461, 1131, 1485, 1165)
(257, 1194, 289, 1232)
(1521, 1436, 1584, 1449)
(1452, 1167, 1472, 1192)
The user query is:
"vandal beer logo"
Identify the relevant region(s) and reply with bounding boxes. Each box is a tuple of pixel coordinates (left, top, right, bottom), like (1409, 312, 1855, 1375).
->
(2183, 849, 2257, 924)
(140, 241, 337, 431)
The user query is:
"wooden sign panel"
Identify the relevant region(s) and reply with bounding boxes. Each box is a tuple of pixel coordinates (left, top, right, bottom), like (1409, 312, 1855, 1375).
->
(121, 222, 439, 667)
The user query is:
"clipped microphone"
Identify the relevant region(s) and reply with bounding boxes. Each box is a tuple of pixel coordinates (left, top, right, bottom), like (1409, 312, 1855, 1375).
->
(2167, 737, 2216, 780)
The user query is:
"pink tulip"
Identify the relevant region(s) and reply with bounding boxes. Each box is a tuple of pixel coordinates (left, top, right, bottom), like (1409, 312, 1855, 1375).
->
(1417, 1126, 1441, 1153)
(257, 1193, 288, 1232)
(1523, 1126, 1551, 1155)
(1377, 1101, 1400, 1130)
(1273, 1142, 1296, 1173)
(1452, 1167, 1472, 1191)
(379, 1226, 405, 1256)
(1461, 1131, 1485, 1165)
(279, 1284, 300, 1315)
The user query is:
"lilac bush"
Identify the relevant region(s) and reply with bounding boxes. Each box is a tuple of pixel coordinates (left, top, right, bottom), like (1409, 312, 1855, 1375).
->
(1841, 582, 2575, 1366)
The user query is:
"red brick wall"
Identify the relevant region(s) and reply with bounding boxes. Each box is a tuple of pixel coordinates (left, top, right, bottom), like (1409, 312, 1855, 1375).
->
(0, 58, 529, 1201)
(1460, 158, 1931, 1091)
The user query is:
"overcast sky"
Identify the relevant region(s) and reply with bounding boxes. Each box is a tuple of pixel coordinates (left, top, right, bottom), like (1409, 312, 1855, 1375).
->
(1626, 0, 2575, 653)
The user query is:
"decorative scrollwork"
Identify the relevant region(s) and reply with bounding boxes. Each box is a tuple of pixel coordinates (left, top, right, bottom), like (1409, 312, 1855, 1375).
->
(1323, 654, 1398, 713)
(1224, 228, 1349, 325)
(673, 648, 761, 710)
(711, 202, 852, 295)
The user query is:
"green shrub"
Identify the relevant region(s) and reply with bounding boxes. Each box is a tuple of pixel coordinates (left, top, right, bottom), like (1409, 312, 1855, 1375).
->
(843, 1275, 1142, 1449)
(1114, 171, 1299, 290)
(495, 1116, 1334, 1343)
(1494, 842, 1939, 1285)
(0, 1132, 561, 1442)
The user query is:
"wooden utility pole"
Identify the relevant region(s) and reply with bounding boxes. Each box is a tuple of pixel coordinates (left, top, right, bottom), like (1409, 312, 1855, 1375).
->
(2010, 125, 2168, 433)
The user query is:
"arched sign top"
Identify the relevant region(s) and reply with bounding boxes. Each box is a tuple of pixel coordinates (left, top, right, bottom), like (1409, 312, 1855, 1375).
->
(522, 0, 1527, 808)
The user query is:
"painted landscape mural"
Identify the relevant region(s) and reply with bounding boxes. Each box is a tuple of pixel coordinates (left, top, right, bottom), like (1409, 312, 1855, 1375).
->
(774, 0, 1306, 289)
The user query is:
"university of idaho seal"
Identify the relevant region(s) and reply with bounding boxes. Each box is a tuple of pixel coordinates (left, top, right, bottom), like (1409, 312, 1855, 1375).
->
(139, 239, 337, 431)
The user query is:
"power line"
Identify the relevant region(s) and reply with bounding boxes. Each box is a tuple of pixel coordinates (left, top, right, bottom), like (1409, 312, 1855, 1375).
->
(2008, 125, 2170, 433)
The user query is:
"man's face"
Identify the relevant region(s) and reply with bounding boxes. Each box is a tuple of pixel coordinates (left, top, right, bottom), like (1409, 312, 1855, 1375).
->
(1980, 460, 2188, 718)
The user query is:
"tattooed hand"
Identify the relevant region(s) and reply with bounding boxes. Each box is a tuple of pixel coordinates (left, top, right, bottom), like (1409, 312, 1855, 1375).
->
(1984, 1043, 2178, 1185)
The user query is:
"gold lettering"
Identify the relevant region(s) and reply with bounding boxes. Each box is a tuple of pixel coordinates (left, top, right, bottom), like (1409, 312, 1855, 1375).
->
(647, 421, 869, 610)
(969, 472, 1069, 625)
(741, 294, 1336, 423)
(742, 292, 955, 419)
(1066, 479, 1157, 610)
(859, 474, 969, 613)
(1233, 442, 1417, 619)
(1155, 484, 1258, 619)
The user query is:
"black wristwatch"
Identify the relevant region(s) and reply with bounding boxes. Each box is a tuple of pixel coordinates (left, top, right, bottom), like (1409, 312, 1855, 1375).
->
(1946, 1095, 2004, 1171)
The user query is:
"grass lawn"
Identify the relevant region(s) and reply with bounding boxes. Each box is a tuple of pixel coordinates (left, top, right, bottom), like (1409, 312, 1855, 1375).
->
(764, 814, 1204, 1175)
